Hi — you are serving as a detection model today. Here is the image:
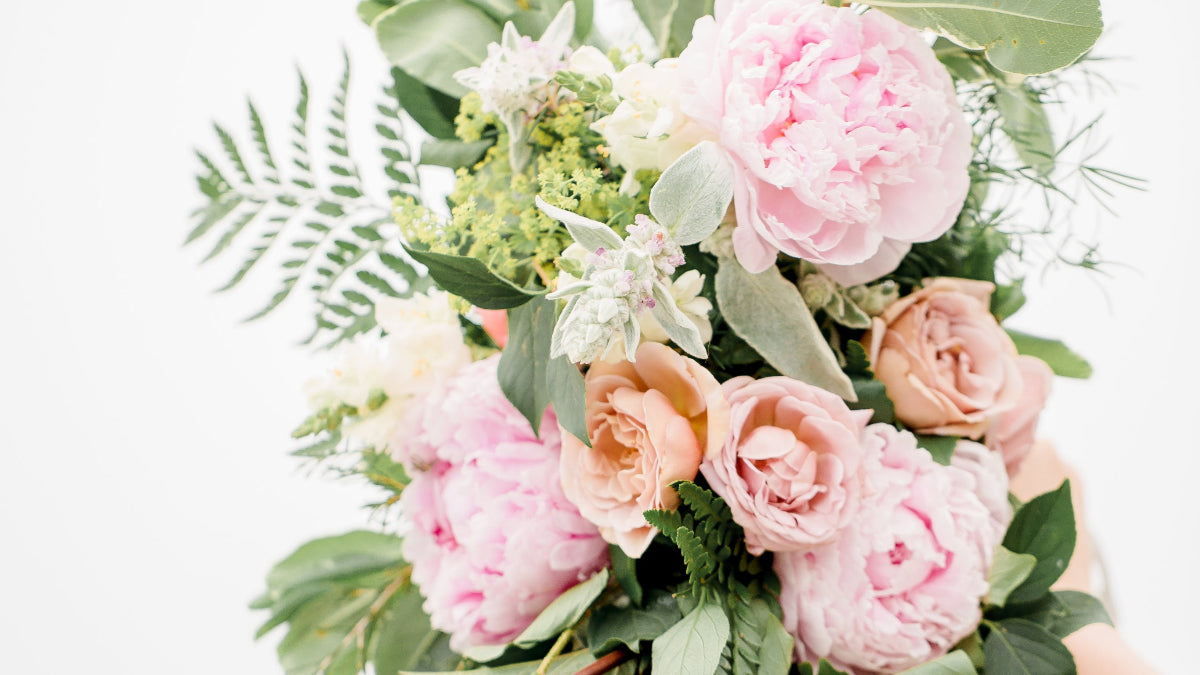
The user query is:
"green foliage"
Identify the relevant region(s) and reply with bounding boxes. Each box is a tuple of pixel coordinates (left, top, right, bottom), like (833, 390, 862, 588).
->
(1007, 330, 1093, 379)
(914, 434, 958, 466)
(1001, 480, 1076, 606)
(716, 259, 855, 400)
(797, 660, 851, 675)
(643, 481, 765, 599)
(863, 0, 1103, 75)
(398, 650, 598, 675)
(1004, 591, 1112, 639)
(554, 71, 619, 115)
(896, 651, 976, 674)
(986, 547, 1038, 608)
(722, 588, 791, 675)
(497, 296, 557, 436)
(843, 340, 896, 425)
(373, 0, 498, 98)
(587, 590, 682, 655)
(547, 353, 588, 446)
(649, 142, 734, 247)
(253, 531, 460, 675)
(983, 618, 1076, 675)
(608, 545, 644, 606)
(401, 243, 544, 309)
(630, 0, 715, 57)
(651, 602, 730, 675)
(188, 56, 426, 347)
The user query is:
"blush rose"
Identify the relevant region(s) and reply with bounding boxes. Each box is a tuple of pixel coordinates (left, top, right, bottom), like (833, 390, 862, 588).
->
(986, 355, 1054, 474)
(560, 342, 730, 558)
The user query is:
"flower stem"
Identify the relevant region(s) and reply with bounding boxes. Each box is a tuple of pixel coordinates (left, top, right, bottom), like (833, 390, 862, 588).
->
(572, 648, 635, 675)
(537, 628, 575, 675)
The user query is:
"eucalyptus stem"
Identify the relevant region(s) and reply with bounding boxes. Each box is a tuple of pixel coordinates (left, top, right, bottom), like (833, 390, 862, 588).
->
(537, 628, 575, 675)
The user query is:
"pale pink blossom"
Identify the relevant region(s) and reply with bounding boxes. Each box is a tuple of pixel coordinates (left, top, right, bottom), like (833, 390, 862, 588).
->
(676, 0, 971, 282)
(986, 356, 1054, 474)
(701, 375, 872, 555)
(777, 424, 995, 674)
(400, 357, 609, 653)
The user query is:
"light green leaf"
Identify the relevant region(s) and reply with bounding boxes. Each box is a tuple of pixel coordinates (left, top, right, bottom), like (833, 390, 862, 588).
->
(374, 0, 501, 98)
(987, 547, 1039, 608)
(536, 196, 624, 253)
(649, 141, 734, 246)
(716, 259, 855, 400)
(630, 0, 713, 56)
(651, 602, 731, 675)
(466, 570, 610, 662)
(402, 244, 542, 309)
(1006, 330, 1092, 379)
(586, 590, 681, 655)
(1002, 480, 1076, 606)
(498, 296, 557, 436)
(798, 659, 852, 675)
(548, 353, 589, 446)
(758, 611, 797, 675)
(371, 586, 458, 674)
(984, 618, 1076, 675)
(996, 85, 1055, 177)
(264, 531, 404, 595)
(358, 0, 398, 25)
(897, 650, 976, 674)
(864, 0, 1103, 75)
(421, 138, 495, 169)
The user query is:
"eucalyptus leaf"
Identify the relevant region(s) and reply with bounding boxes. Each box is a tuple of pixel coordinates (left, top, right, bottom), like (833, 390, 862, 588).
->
(984, 618, 1076, 675)
(651, 602, 731, 675)
(421, 138, 495, 168)
(987, 547, 1038, 608)
(864, 0, 1103, 75)
(649, 141, 734, 246)
(498, 296, 557, 435)
(1006, 330, 1092, 379)
(548, 353, 589, 446)
(374, 0, 501, 98)
(536, 196, 624, 252)
(716, 259, 855, 400)
(264, 531, 404, 595)
(371, 586, 457, 674)
(402, 244, 542, 310)
(466, 570, 610, 662)
(1002, 480, 1076, 606)
(996, 85, 1055, 177)
(897, 650, 976, 674)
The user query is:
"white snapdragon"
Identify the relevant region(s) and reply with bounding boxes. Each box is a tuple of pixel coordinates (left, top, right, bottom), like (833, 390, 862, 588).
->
(454, 3, 576, 172)
(301, 289, 471, 450)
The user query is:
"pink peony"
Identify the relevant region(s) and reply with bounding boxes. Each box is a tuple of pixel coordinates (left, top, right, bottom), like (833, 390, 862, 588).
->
(676, 0, 971, 283)
(399, 357, 609, 653)
(776, 424, 997, 674)
(701, 376, 872, 555)
(985, 355, 1054, 475)
(561, 342, 730, 558)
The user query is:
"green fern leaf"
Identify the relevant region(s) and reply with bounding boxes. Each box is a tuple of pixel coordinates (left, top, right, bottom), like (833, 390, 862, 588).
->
(248, 99, 280, 185)
(213, 122, 254, 186)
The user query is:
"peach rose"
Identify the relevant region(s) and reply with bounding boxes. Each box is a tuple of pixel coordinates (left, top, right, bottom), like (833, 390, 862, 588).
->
(986, 355, 1054, 475)
(865, 278, 1022, 438)
(701, 376, 872, 555)
(559, 342, 730, 558)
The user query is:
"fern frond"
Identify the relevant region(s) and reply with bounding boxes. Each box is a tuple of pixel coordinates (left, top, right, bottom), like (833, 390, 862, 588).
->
(188, 53, 429, 347)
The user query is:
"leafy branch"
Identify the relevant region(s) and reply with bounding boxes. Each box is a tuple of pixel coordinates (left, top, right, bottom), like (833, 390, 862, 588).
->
(188, 53, 430, 347)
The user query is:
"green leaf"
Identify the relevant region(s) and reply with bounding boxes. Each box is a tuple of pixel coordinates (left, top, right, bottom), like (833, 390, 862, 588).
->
(984, 618, 1076, 675)
(465, 570, 610, 662)
(587, 590, 681, 655)
(400, 650, 596, 675)
(716, 259, 855, 400)
(757, 611, 796, 675)
(548, 353, 589, 446)
(1002, 480, 1076, 606)
(370, 585, 457, 674)
(374, 0, 501, 98)
(914, 434, 958, 466)
(652, 602, 731, 675)
(498, 296, 557, 435)
(388, 67, 460, 140)
(608, 544, 644, 607)
(991, 279, 1027, 320)
(648, 141, 734, 246)
(844, 341, 896, 425)
(897, 650, 976, 674)
(1012, 590, 1112, 639)
(264, 531, 404, 595)
(996, 85, 1055, 177)
(630, 0, 714, 57)
(987, 547, 1039, 608)
(1006, 330, 1092, 379)
(403, 244, 542, 309)
(863, 0, 1103, 75)
(358, 0, 398, 25)
(798, 659, 851, 675)
(537, 196, 624, 253)
(421, 138, 495, 168)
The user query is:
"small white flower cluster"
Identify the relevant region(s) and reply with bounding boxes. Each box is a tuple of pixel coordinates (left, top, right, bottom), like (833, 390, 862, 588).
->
(542, 199, 704, 365)
(302, 289, 471, 450)
(454, 4, 576, 172)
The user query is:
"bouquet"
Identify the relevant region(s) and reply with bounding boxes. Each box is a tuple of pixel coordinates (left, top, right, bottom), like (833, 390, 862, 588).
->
(188, 1, 1130, 673)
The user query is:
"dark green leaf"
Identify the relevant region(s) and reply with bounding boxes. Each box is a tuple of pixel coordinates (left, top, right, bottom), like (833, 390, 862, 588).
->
(371, 584, 459, 674)
(1012, 591, 1112, 639)
(609, 544, 644, 607)
(1002, 480, 1076, 606)
(387, 67, 461, 140)
(498, 296, 557, 435)
(797, 659, 851, 675)
(587, 590, 681, 655)
(548, 353, 588, 446)
(914, 434, 958, 466)
(1006, 330, 1092, 379)
(403, 244, 542, 309)
(845, 341, 896, 425)
(984, 618, 1076, 675)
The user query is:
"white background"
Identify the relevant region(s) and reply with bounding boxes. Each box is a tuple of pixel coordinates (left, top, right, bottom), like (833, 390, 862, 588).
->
(1, 1, 1195, 673)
